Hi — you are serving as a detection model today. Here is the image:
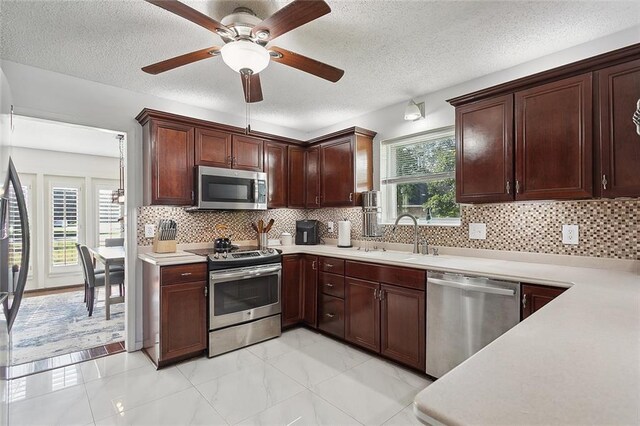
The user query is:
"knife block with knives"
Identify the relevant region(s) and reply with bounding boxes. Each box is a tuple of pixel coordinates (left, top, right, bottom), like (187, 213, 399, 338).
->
(153, 219, 177, 253)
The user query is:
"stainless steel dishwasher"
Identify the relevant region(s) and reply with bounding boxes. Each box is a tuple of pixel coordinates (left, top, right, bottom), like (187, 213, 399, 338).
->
(426, 271, 520, 378)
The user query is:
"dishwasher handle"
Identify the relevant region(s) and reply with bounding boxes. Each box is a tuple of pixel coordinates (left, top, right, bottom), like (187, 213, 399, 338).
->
(428, 277, 516, 297)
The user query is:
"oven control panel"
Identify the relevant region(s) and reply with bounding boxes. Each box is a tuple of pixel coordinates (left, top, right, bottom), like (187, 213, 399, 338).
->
(231, 252, 260, 258)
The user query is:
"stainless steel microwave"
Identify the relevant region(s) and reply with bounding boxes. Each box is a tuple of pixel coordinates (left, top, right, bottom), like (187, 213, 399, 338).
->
(191, 166, 267, 211)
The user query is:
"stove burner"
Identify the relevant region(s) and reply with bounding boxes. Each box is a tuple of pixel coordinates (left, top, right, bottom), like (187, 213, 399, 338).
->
(185, 246, 281, 271)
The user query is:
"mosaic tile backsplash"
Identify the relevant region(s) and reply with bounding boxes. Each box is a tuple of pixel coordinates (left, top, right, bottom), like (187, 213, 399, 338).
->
(137, 199, 639, 260)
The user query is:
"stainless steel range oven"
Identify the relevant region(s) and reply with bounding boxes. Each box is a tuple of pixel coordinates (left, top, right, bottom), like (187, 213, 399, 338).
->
(186, 246, 282, 357)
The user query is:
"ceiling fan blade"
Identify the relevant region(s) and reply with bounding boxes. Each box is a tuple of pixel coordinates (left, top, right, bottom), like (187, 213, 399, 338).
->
(269, 46, 344, 82)
(252, 0, 330, 41)
(142, 46, 220, 74)
(145, 0, 232, 36)
(241, 73, 264, 103)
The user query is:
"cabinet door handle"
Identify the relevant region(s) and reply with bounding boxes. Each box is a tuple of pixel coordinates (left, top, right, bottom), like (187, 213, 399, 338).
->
(349, 192, 353, 202)
(379, 290, 385, 301)
(506, 180, 510, 194)
(325, 263, 334, 268)
(522, 293, 527, 309)
(181, 272, 192, 276)
(204, 286, 208, 297)
(373, 289, 379, 299)
(602, 174, 608, 190)
(226, 155, 232, 165)
(325, 283, 334, 288)
(312, 260, 317, 270)
(315, 195, 320, 205)
(325, 313, 335, 318)
(515, 180, 520, 194)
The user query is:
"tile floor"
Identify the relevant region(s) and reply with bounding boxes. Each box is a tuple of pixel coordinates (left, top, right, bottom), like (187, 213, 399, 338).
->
(8, 328, 432, 426)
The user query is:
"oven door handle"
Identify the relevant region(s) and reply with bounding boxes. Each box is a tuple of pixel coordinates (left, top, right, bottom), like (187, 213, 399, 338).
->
(211, 265, 282, 281)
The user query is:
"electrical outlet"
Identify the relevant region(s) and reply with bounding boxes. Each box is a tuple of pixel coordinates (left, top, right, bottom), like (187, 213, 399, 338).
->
(327, 221, 334, 233)
(469, 223, 487, 240)
(144, 224, 155, 238)
(562, 224, 579, 245)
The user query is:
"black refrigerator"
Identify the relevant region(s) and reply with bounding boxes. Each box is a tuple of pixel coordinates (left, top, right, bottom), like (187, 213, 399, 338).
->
(0, 157, 30, 425)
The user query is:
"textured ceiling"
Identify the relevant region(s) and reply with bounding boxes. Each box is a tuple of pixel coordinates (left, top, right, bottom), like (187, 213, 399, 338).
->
(1, 0, 639, 133)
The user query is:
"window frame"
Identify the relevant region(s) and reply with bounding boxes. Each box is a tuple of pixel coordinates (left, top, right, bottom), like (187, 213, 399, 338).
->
(93, 179, 123, 247)
(380, 126, 460, 226)
(46, 176, 84, 276)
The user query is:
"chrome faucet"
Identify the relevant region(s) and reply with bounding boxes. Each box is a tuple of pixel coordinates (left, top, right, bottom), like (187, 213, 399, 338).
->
(392, 213, 419, 254)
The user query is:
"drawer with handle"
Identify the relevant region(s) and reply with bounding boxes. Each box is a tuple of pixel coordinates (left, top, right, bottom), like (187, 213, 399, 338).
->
(318, 294, 344, 339)
(319, 272, 345, 298)
(161, 263, 207, 285)
(319, 257, 345, 275)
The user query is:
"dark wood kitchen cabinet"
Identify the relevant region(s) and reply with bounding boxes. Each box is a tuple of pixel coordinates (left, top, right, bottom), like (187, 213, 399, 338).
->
(143, 262, 207, 367)
(521, 284, 567, 320)
(318, 294, 345, 339)
(515, 73, 593, 200)
(318, 130, 375, 207)
(305, 146, 321, 208)
(597, 59, 640, 198)
(282, 254, 302, 327)
(264, 141, 288, 208)
(456, 95, 514, 203)
(143, 119, 195, 206)
(345, 277, 380, 352)
(232, 135, 263, 171)
(288, 146, 306, 208)
(301, 255, 318, 328)
(380, 284, 425, 369)
(344, 261, 426, 370)
(195, 127, 232, 168)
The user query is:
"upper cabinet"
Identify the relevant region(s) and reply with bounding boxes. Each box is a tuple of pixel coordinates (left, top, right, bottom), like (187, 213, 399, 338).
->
(456, 95, 514, 203)
(515, 74, 593, 200)
(449, 43, 640, 203)
(315, 128, 375, 207)
(597, 59, 640, 198)
(305, 146, 321, 209)
(264, 141, 288, 208)
(195, 128, 232, 168)
(232, 135, 263, 171)
(287, 146, 306, 208)
(143, 119, 195, 206)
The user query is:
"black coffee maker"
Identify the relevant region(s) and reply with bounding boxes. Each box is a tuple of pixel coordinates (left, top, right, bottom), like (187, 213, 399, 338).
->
(295, 220, 320, 245)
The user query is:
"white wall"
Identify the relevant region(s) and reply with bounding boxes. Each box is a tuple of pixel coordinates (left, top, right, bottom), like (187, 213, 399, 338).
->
(307, 26, 640, 189)
(10, 147, 119, 291)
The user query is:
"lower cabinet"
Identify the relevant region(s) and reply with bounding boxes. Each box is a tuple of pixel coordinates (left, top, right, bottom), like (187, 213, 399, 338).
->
(521, 284, 567, 320)
(301, 255, 318, 328)
(143, 262, 208, 367)
(380, 284, 425, 369)
(318, 294, 345, 339)
(161, 281, 208, 362)
(344, 278, 425, 370)
(282, 254, 302, 327)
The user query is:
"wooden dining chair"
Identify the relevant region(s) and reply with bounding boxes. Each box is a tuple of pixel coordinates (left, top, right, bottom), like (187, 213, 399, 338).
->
(77, 244, 125, 316)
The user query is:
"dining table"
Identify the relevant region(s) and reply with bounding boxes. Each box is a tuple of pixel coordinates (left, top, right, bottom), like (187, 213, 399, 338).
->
(88, 245, 125, 320)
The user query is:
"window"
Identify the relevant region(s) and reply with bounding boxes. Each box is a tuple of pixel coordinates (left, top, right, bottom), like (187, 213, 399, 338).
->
(97, 188, 122, 246)
(51, 186, 79, 267)
(381, 126, 460, 225)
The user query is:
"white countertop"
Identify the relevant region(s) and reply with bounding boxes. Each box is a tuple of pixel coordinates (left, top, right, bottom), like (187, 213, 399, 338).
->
(138, 243, 640, 424)
(138, 250, 206, 266)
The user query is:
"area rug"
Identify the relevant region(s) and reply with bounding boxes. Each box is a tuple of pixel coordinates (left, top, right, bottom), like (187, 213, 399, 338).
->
(10, 289, 125, 364)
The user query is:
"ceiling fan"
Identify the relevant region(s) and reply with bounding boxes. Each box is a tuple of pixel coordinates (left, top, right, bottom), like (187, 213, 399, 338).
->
(141, 0, 344, 103)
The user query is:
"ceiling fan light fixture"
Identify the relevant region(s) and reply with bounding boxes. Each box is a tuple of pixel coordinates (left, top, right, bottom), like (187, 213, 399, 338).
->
(404, 100, 425, 121)
(221, 40, 270, 74)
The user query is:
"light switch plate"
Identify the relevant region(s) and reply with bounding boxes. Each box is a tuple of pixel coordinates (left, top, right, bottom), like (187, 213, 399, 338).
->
(144, 224, 155, 238)
(469, 223, 487, 240)
(562, 224, 579, 245)
(327, 221, 334, 233)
